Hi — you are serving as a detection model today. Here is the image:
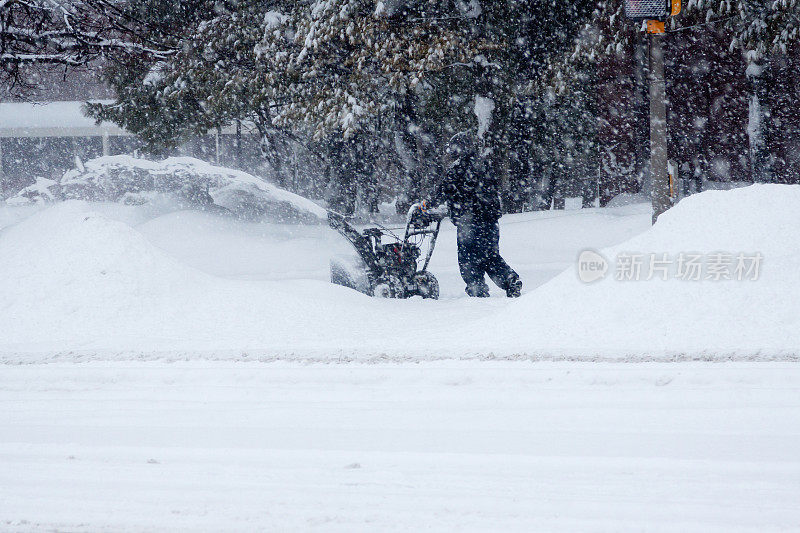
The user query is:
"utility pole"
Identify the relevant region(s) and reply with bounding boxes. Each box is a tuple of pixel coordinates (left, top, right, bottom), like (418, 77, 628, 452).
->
(624, 0, 681, 224)
(633, 31, 650, 187)
(648, 21, 670, 224)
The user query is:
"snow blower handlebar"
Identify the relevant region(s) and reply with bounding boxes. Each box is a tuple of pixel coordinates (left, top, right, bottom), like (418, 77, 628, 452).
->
(405, 202, 446, 272)
(405, 202, 446, 234)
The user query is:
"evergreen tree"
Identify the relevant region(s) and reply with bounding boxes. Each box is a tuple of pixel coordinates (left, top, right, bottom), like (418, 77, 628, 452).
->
(87, 0, 599, 212)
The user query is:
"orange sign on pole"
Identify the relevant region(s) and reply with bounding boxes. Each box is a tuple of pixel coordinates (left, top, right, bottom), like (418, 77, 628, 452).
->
(671, 0, 682, 16)
(646, 20, 666, 33)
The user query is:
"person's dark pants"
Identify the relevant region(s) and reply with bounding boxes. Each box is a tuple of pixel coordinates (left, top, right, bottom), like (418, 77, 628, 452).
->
(455, 214, 518, 296)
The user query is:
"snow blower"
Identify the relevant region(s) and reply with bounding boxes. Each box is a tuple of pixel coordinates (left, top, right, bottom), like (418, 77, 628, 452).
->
(328, 203, 445, 299)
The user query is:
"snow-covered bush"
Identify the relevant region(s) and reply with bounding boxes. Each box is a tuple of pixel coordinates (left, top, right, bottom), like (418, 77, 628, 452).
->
(5, 156, 327, 224)
(4, 177, 60, 206)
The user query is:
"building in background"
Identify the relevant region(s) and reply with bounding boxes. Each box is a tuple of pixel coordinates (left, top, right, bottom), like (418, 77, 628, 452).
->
(0, 66, 262, 199)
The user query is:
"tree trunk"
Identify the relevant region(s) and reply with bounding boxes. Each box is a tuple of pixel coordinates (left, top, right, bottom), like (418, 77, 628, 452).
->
(746, 55, 774, 183)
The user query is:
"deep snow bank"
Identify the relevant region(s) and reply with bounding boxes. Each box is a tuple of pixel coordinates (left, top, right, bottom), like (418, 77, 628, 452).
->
(0, 201, 396, 354)
(0, 185, 798, 360)
(468, 184, 800, 358)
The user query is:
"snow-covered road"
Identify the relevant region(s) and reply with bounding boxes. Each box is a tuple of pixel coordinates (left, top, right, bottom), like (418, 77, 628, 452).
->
(2, 361, 799, 531)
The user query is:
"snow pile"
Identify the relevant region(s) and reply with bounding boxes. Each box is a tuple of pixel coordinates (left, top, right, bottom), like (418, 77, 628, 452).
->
(0, 201, 376, 354)
(0, 202, 208, 351)
(6, 156, 327, 224)
(472, 184, 800, 358)
(4, 176, 59, 206)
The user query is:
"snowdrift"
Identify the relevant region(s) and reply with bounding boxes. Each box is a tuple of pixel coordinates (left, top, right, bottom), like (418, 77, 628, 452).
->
(468, 184, 800, 359)
(0, 201, 386, 355)
(0, 185, 798, 361)
(6, 156, 327, 224)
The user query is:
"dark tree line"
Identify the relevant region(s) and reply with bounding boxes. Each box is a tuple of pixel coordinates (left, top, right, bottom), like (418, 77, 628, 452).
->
(3, 0, 798, 213)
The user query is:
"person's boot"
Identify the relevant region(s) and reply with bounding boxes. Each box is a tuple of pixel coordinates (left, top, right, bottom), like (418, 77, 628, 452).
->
(465, 282, 490, 298)
(505, 275, 522, 298)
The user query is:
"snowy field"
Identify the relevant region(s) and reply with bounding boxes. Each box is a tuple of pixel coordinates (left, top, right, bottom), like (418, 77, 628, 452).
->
(2, 185, 800, 530)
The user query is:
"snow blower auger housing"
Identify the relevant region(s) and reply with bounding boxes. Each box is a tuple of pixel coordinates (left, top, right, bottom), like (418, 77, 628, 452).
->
(328, 203, 445, 299)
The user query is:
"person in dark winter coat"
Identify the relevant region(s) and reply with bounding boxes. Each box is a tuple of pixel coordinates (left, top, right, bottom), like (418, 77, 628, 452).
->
(430, 131, 522, 298)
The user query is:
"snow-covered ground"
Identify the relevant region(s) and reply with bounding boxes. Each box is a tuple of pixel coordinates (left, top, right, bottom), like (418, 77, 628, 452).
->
(0, 194, 654, 360)
(1, 184, 798, 360)
(2, 184, 799, 530)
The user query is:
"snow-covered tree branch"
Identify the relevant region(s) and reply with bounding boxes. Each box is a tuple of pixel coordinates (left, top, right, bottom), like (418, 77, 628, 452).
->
(0, 0, 175, 90)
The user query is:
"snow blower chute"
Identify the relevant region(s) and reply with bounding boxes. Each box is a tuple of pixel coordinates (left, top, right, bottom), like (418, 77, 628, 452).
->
(328, 203, 445, 299)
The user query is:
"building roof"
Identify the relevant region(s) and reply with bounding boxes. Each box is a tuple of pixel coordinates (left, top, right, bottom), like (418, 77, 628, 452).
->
(0, 100, 249, 139)
(0, 101, 130, 138)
